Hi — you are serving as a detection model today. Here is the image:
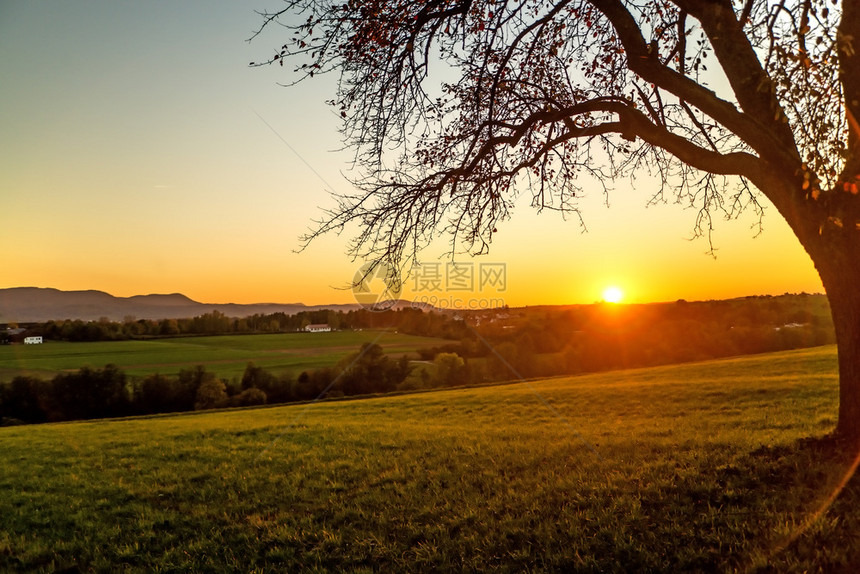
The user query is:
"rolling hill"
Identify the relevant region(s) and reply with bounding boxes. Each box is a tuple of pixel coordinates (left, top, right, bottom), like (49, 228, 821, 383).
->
(0, 287, 362, 322)
(0, 346, 854, 571)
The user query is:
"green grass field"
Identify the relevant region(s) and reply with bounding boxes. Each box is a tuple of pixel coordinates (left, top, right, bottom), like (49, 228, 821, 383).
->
(2, 345, 859, 572)
(0, 330, 452, 381)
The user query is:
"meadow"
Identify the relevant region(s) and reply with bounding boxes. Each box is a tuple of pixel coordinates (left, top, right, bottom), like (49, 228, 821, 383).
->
(0, 330, 451, 381)
(2, 345, 859, 572)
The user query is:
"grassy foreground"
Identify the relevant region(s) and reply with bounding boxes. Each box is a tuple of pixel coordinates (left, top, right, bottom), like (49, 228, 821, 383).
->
(2, 345, 860, 572)
(0, 330, 451, 381)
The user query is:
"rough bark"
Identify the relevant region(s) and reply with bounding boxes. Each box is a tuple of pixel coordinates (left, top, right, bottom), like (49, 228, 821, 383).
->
(840, 0, 860, 180)
(829, 0, 860, 444)
(811, 234, 860, 446)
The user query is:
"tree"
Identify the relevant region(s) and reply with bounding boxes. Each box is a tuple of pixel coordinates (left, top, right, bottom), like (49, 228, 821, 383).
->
(135, 373, 188, 414)
(336, 342, 406, 395)
(159, 318, 180, 336)
(233, 387, 269, 407)
(433, 352, 468, 386)
(194, 375, 228, 410)
(0, 376, 47, 424)
(241, 362, 279, 391)
(48, 365, 130, 421)
(256, 1, 860, 443)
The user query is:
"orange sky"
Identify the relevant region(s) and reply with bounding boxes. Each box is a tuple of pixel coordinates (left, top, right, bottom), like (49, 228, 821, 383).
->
(0, 3, 824, 307)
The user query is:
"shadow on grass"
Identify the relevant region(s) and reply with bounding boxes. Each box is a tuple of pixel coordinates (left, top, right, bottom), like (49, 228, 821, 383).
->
(745, 435, 860, 572)
(621, 434, 860, 573)
(727, 435, 860, 573)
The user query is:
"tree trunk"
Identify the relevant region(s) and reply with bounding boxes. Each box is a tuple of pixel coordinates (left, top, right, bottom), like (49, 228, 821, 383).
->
(830, 287, 860, 445)
(812, 238, 860, 446)
(828, 0, 860, 446)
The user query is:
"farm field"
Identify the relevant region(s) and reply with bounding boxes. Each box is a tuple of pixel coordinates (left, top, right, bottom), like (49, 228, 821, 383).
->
(2, 345, 859, 572)
(0, 330, 452, 381)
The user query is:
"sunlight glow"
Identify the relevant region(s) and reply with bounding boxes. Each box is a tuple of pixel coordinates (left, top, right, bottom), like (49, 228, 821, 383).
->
(602, 286, 624, 304)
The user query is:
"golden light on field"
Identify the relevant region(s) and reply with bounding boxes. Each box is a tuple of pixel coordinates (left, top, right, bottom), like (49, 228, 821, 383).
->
(602, 286, 624, 304)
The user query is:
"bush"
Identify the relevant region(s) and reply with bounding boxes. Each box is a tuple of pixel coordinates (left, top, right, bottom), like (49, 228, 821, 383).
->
(194, 376, 228, 410)
(135, 374, 191, 415)
(0, 376, 47, 424)
(433, 352, 467, 387)
(47, 365, 130, 421)
(233, 387, 267, 407)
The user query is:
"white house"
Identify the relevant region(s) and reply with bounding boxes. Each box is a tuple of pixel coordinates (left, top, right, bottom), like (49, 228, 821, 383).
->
(24, 336, 43, 345)
(305, 324, 332, 333)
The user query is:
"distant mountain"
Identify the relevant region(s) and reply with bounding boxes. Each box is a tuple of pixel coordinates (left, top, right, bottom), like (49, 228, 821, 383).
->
(0, 287, 377, 323)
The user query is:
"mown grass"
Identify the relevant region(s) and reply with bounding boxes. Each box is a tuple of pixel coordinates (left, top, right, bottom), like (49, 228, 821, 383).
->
(2, 345, 859, 572)
(0, 330, 451, 380)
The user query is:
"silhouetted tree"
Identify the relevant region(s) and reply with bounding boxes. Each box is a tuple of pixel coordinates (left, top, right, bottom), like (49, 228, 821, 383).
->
(48, 365, 129, 421)
(135, 373, 186, 414)
(257, 0, 860, 444)
(297, 367, 337, 399)
(0, 376, 47, 423)
(159, 319, 181, 336)
(336, 343, 406, 395)
(241, 362, 279, 391)
(177, 366, 214, 410)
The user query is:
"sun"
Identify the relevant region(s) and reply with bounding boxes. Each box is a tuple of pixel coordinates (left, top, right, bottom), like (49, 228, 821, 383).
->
(602, 286, 624, 304)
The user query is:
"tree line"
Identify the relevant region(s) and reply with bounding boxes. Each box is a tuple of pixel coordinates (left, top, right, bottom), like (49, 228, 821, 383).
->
(0, 294, 838, 425)
(0, 343, 413, 425)
(460, 293, 836, 379)
(8, 307, 471, 342)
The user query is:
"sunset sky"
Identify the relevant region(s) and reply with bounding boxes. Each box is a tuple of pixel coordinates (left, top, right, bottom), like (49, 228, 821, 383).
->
(0, 2, 824, 308)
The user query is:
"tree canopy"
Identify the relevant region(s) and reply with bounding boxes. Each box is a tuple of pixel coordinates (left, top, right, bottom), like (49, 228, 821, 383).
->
(255, 0, 854, 262)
